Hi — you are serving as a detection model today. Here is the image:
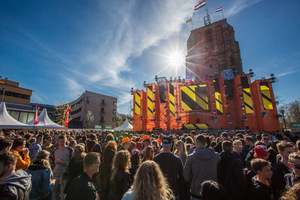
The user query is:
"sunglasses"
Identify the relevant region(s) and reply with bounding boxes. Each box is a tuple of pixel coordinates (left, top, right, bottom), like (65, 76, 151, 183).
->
(291, 163, 300, 169)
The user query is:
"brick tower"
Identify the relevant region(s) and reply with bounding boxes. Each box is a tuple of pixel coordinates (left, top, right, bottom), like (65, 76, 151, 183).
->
(186, 19, 243, 79)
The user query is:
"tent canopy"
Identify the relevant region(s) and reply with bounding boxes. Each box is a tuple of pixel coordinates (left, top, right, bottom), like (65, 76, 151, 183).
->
(114, 118, 133, 131)
(27, 108, 67, 130)
(0, 102, 33, 129)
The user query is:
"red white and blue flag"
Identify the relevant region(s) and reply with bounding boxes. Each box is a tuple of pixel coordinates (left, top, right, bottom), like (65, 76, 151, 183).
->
(194, 0, 206, 10)
(215, 7, 222, 13)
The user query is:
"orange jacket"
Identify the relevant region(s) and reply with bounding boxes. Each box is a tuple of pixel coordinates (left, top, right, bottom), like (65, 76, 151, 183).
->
(11, 149, 30, 171)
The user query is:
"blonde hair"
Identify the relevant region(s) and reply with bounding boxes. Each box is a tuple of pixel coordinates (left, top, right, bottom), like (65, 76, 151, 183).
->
(111, 150, 131, 181)
(281, 182, 300, 200)
(73, 144, 86, 158)
(174, 140, 187, 158)
(32, 150, 53, 176)
(132, 160, 174, 200)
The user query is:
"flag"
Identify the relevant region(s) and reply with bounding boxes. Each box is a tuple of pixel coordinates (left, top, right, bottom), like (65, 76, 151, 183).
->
(215, 7, 222, 13)
(34, 103, 39, 125)
(194, 0, 206, 10)
(65, 107, 70, 127)
(186, 19, 192, 24)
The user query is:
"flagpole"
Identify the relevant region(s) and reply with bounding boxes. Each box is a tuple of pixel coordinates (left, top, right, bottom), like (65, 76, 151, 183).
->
(192, 20, 194, 30)
(222, 9, 225, 19)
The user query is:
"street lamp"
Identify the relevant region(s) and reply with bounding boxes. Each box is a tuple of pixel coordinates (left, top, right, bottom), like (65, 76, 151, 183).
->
(1, 87, 5, 102)
(281, 110, 287, 131)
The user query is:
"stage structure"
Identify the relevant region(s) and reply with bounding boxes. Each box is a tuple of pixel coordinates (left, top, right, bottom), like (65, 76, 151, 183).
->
(132, 19, 281, 132)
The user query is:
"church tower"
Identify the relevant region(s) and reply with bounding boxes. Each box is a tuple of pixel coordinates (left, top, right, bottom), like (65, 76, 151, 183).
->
(186, 19, 243, 79)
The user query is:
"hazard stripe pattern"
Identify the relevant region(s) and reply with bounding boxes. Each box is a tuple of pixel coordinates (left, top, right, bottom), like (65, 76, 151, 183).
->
(215, 92, 223, 115)
(135, 92, 141, 115)
(147, 86, 153, 117)
(181, 85, 208, 111)
(243, 88, 254, 113)
(260, 84, 273, 110)
(169, 83, 175, 116)
(184, 124, 208, 130)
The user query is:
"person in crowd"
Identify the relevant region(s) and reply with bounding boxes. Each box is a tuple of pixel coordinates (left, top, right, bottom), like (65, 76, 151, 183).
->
(245, 136, 255, 151)
(142, 146, 154, 162)
(284, 151, 300, 190)
(280, 182, 300, 200)
(296, 140, 300, 152)
(97, 140, 117, 200)
(199, 180, 229, 200)
(101, 133, 115, 150)
(250, 158, 274, 200)
(129, 150, 141, 182)
(122, 160, 174, 200)
(64, 144, 86, 194)
(268, 141, 280, 165)
(0, 138, 13, 153)
(233, 140, 243, 160)
(42, 135, 54, 152)
(24, 133, 32, 148)
(118, 137, 132, 152)
(184, 134, 220, 200)
(217, 141, 247, 200)
(271, 141, 296, 199)
(29, 134, 43, 161)
(153, 136, 184, 199)
(214, 132, 230, 153)
(85, 134, 102, 154)
(69, 139, 77, 149)
(174, 140, 188, 166)
(108, 150, 132, 200)
(52, 134, 73, 200)
(128, 141, 136, 153)
(262, 133, 272, 148)
(0, 152, 32, 199)
(26, 150, 54, 200)
(65, 152, 100, 200)
(141, 135, 151, 150)
(10, 138, 31, 171)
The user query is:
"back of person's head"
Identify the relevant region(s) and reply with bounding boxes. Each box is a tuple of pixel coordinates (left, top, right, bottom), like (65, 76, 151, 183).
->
(200, 180, 229, 200)
(11, 138, 25, 149)
(289, 151, 300, 163)
(0, 139, 13, 152)
(111, 150, 131, 180)
(185, 136, 194, 144)
(73, 144, 86, 158)
(281, 182, 300, 200)
(251, 158, 270, 174)
(83, 152, 99, 170)
(245, 136, 254, 143)
(221, 132, 229, 139)
(297, 140, 300, 152)
(105, 133, 114, 142)
(222, 141, 233, 153)
(196, 134, 206, 146)
(89, 134, 97, 141)
(133, 160, 173, 200)
(130, 151, 141, 166)
(277, 141, 294, 153)
(0, 151, 17, 168)
(36, 150, 50, 160)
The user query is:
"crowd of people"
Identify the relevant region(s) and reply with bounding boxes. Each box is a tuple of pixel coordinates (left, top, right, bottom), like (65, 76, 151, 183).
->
(0, 129, 300, 200)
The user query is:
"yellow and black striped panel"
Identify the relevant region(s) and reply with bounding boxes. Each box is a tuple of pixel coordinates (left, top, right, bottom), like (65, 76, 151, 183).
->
(181, 85, 208, 111)
(260, 82, 273, 110)
(134, 92, 141, 115)
(243, 88, 254, 113)
(169, 83, 175, 117)
(241, 76, 254, 113)
(184, 124, 208, 130)
(215, 92, 223, 115)
(147, 86, 153, 117)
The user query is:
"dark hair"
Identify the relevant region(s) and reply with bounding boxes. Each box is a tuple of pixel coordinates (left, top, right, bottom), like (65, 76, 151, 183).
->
(196, 135, 206, 145)
(105, 133, 114, 142)
(90, 134, 97, 141)
(11, 138, 25, 150)
(131, 152, 141, 166)
(84, 152, 100, 169)
(0, 152, 17, 167)
(58, 134, 66, 140)
(0, 139, 13, 151)
(277, 141, 294, 152)
(221, 132, 229, 138)
(222, 141, 233, 152)
(251, 158, 270, 173)
(200, 180, 229, 200)
(245, 136, 254, 143)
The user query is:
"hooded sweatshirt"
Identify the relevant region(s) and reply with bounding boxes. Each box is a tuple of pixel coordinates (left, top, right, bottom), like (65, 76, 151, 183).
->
(0, 170, 32, 200)
(183, 147, 220, 195)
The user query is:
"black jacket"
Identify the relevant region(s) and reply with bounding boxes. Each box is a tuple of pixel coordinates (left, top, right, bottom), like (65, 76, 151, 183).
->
(217, 151, 248, 200)
(65, 172, 98, 200)
(153, 152, 184, 196)
(271, 161, 291, 200)
(250, 177, 274, 200)
(107, 170, 131, 200)
(0, 170, 32, 200)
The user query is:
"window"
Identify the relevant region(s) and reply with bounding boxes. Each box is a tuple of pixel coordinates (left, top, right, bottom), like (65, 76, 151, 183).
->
(70, 108, 81, 115)
(112, 118, 116, 122)
(112, 109, 116, 114)
(101, 108, 105, 114)
(113, 101, 117, 106)
(101, 99, 106, 105)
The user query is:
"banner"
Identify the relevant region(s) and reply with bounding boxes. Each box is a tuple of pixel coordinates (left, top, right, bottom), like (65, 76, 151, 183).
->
(34, 103, 39, 125)
(65, 107, 70, 127)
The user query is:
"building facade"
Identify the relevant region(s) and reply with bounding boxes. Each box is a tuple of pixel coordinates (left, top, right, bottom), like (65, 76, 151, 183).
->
(68, 90, 117, 129)
(186, 19, 243, 79)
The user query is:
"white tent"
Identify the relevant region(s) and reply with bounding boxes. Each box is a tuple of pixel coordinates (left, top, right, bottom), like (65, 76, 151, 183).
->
(114, 118, 133, 131)
(27, 108, 67, 130)
(0, 102, 33, 129)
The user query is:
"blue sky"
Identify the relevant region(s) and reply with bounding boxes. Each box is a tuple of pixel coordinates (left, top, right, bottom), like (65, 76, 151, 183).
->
(1, 0, 299, 114)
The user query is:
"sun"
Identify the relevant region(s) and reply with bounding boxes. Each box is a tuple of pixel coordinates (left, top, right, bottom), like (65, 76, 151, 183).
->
(167, 50, 185, 69)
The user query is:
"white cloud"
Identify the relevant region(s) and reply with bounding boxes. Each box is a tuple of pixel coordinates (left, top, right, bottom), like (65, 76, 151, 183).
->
(226, 0, 263, 17)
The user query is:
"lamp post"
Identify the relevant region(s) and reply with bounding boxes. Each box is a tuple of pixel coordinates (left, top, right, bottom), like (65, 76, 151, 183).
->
(281, 109, 287, 132)
(1, 87, 5, 102)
